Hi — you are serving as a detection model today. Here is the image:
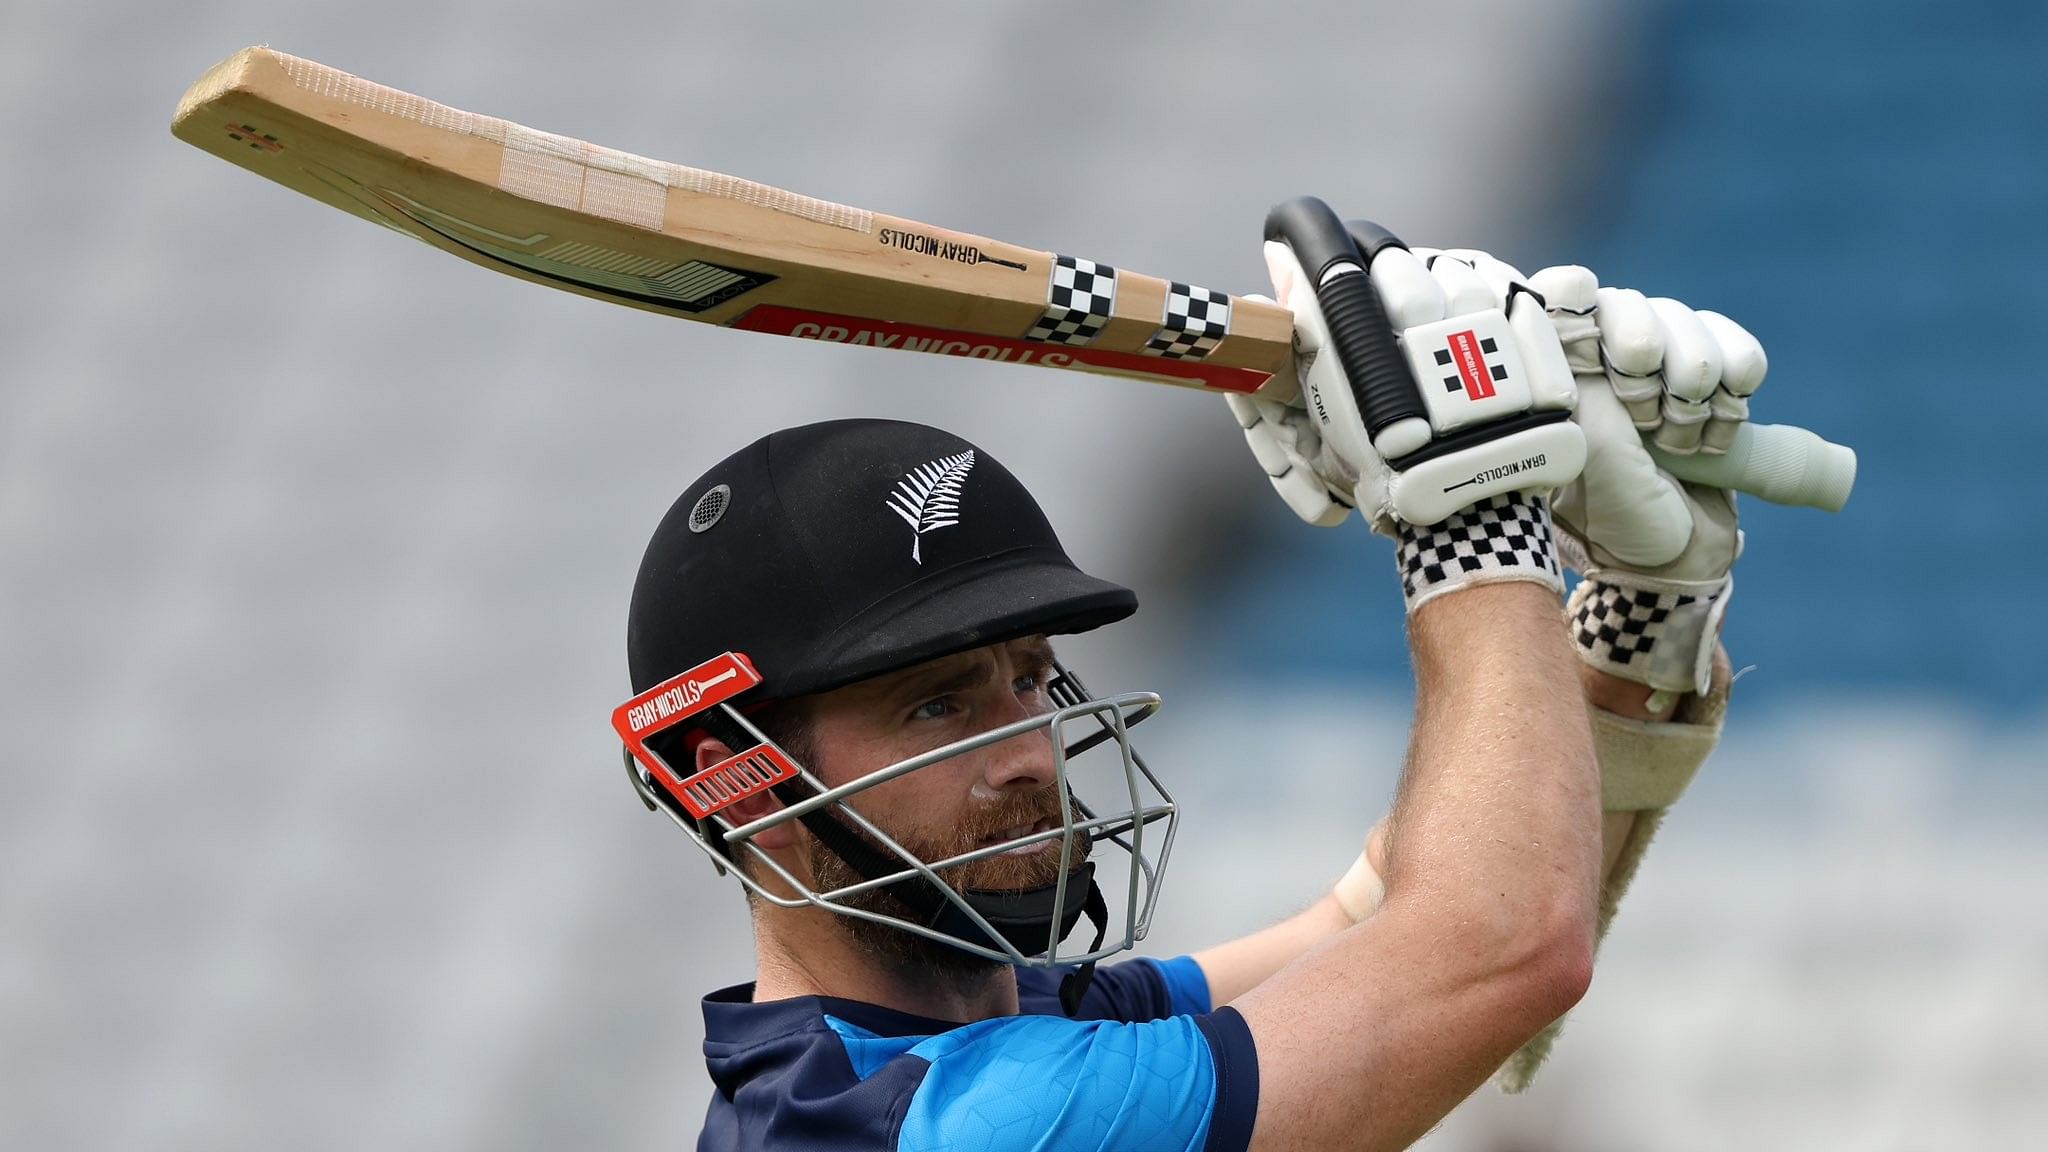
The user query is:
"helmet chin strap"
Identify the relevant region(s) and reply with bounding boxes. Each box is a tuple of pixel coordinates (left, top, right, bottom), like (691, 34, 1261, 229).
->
(923, 862, 1109, 1016)
(1059, 885, 1109, 1016)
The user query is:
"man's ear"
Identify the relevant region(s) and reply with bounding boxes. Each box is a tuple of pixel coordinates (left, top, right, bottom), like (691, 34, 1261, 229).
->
(697, 736, 798, 851)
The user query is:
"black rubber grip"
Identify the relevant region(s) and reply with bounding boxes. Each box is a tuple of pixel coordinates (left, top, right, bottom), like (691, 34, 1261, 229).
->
(1345, 219, 1409, 267)
(1263, 197, 1426, 441)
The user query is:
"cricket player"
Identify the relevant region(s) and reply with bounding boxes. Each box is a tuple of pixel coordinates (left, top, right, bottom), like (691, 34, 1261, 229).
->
(617, 241, 1754, 1151)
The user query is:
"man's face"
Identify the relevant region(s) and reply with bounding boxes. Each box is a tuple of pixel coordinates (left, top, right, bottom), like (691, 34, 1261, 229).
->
(797, 635, 1092, 903)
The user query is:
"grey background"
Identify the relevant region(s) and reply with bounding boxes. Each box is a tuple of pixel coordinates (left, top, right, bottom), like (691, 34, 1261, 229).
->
(3, 2, 2041, 1149)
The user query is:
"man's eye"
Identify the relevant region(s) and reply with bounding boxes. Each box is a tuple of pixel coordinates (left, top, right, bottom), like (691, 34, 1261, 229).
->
(911, 697, 951, 721)
(1012, 672, 1041, 694)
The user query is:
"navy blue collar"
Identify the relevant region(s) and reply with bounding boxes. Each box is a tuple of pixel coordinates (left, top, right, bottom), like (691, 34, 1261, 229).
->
(702, 979, 1043, 1044)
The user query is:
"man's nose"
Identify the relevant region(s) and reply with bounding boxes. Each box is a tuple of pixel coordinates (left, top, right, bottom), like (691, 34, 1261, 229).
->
(982, 737, 1053, 793)
(977, 699, 1054, 794)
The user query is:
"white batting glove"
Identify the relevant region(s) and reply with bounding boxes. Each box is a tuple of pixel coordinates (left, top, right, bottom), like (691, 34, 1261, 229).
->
(1535, 269, 1768, 458)
(1229, 242, 1584, 533)
(1225, 340, 1358, 528)
(1529, 266, 1764, 700)
(1230, 232, 1589, 611)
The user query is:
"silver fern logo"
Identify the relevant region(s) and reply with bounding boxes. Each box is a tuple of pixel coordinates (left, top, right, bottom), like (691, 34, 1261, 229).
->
(884, 450, 976, 564)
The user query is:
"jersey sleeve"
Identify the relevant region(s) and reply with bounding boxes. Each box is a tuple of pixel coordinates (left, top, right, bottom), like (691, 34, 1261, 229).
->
(1033, 956, 1213, 1023)
(893, 1007, 1258, 1152)
(1151, 956, 1213, 1016)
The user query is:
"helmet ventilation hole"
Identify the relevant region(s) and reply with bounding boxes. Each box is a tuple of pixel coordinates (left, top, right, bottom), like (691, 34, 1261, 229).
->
(688, 484, 731, 533)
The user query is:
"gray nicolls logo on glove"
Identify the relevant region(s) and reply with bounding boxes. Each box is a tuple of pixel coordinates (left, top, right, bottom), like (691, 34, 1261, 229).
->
(1434, 331, 1509, 400)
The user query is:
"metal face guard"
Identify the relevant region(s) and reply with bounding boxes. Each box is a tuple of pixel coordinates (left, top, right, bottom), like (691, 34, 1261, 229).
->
(624, 663, 1177, 968)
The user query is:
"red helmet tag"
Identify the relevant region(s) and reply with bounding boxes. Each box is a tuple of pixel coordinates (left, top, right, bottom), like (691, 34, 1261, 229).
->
(612, 652, 761, 743)
(614, 652, 778, 816)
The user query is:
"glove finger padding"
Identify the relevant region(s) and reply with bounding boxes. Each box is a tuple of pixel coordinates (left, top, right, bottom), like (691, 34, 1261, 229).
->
(1696, 309, 1767, 455)
(1436, 247, 1532, 297)
(1646, 297, 1723, 455)
(1591, 286, 1668, 429)
(1227, 392, 1354, 528)
(1532, 271, 1765, 467)
(1260, 240, 1379, 479)
(1507, 285, 1577, 413)
(1420, 249, 1498, 316)
(1527, 264, 1601, 374)
(1369, 245, 1449, 331)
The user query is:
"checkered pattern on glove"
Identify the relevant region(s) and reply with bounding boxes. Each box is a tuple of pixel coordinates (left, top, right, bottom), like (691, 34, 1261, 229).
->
(1566, 576, 1728, 695)
(1570, 584, 1694, 667)
(1396, 492, 1563, 612)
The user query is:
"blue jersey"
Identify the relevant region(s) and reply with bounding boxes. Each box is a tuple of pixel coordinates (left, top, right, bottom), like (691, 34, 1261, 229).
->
(699, 956, 1259, 1151)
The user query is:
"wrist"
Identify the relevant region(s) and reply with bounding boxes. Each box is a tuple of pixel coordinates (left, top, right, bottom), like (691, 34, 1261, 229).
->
(1332, 818, 1392, 924)
(1397, 492, 1564, 613)
(1581, 664, 1680, 722)
(1332, 848, 1386, 924)
(1408, 578, 1585, 710)
(1566, 573, 1730, 701)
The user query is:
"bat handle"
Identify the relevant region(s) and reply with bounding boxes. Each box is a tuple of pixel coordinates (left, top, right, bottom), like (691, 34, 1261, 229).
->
(1264, 197, 1432, 460)
(1650, 423, 1857, 512)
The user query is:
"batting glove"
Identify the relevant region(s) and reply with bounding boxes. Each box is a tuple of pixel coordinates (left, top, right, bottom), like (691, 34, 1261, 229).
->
(1230, 239, 1585, 531)
(1530, 266, 1763, 702)
(1230, 220, 1586, 611)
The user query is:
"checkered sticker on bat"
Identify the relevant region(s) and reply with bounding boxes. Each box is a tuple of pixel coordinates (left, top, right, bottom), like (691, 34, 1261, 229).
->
(1142, 282, 1231, 360)
(1025, 255, 1116, 346)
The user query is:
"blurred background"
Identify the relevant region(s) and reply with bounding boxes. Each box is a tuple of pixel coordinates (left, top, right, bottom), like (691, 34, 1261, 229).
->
(3, 0, 2043, 1148)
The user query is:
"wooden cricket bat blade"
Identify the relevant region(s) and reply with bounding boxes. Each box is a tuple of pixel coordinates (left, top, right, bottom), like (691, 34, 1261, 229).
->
(171, 47, 1297, 398)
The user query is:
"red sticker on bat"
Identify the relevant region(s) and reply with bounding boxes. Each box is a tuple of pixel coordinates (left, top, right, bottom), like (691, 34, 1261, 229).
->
(612, 652, 761, 743)
(731, 305, 1272, 394)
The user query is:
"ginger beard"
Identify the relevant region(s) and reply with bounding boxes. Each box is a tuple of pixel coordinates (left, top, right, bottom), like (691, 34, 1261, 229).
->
(803, 784, 1094, 978)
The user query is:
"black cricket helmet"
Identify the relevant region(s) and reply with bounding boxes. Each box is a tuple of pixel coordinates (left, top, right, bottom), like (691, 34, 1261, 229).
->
(614, 420, 1177, 1001)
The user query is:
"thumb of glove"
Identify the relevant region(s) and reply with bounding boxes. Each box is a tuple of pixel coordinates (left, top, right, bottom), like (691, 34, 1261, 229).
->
(1554, 378, 1692, 568)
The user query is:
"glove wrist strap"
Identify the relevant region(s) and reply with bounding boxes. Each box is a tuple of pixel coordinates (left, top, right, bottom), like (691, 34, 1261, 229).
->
(1396, 493, 1564, 613)
(1567, 575, 1732, 697)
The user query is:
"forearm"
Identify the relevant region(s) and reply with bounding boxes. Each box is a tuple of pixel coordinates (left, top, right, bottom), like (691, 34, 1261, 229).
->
(1227, 579, 1604, 1149)
(1193, 894, 1353, 1006)
(1386, 582, 1602, 961)
(1203, 669, 1666, 1006)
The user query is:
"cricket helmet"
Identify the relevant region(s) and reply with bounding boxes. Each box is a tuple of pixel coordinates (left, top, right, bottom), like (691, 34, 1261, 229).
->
(616, 419, 1176, 1006)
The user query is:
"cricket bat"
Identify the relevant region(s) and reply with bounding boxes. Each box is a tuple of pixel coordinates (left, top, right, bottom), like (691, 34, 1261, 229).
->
(172, 46, 1854, 511)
